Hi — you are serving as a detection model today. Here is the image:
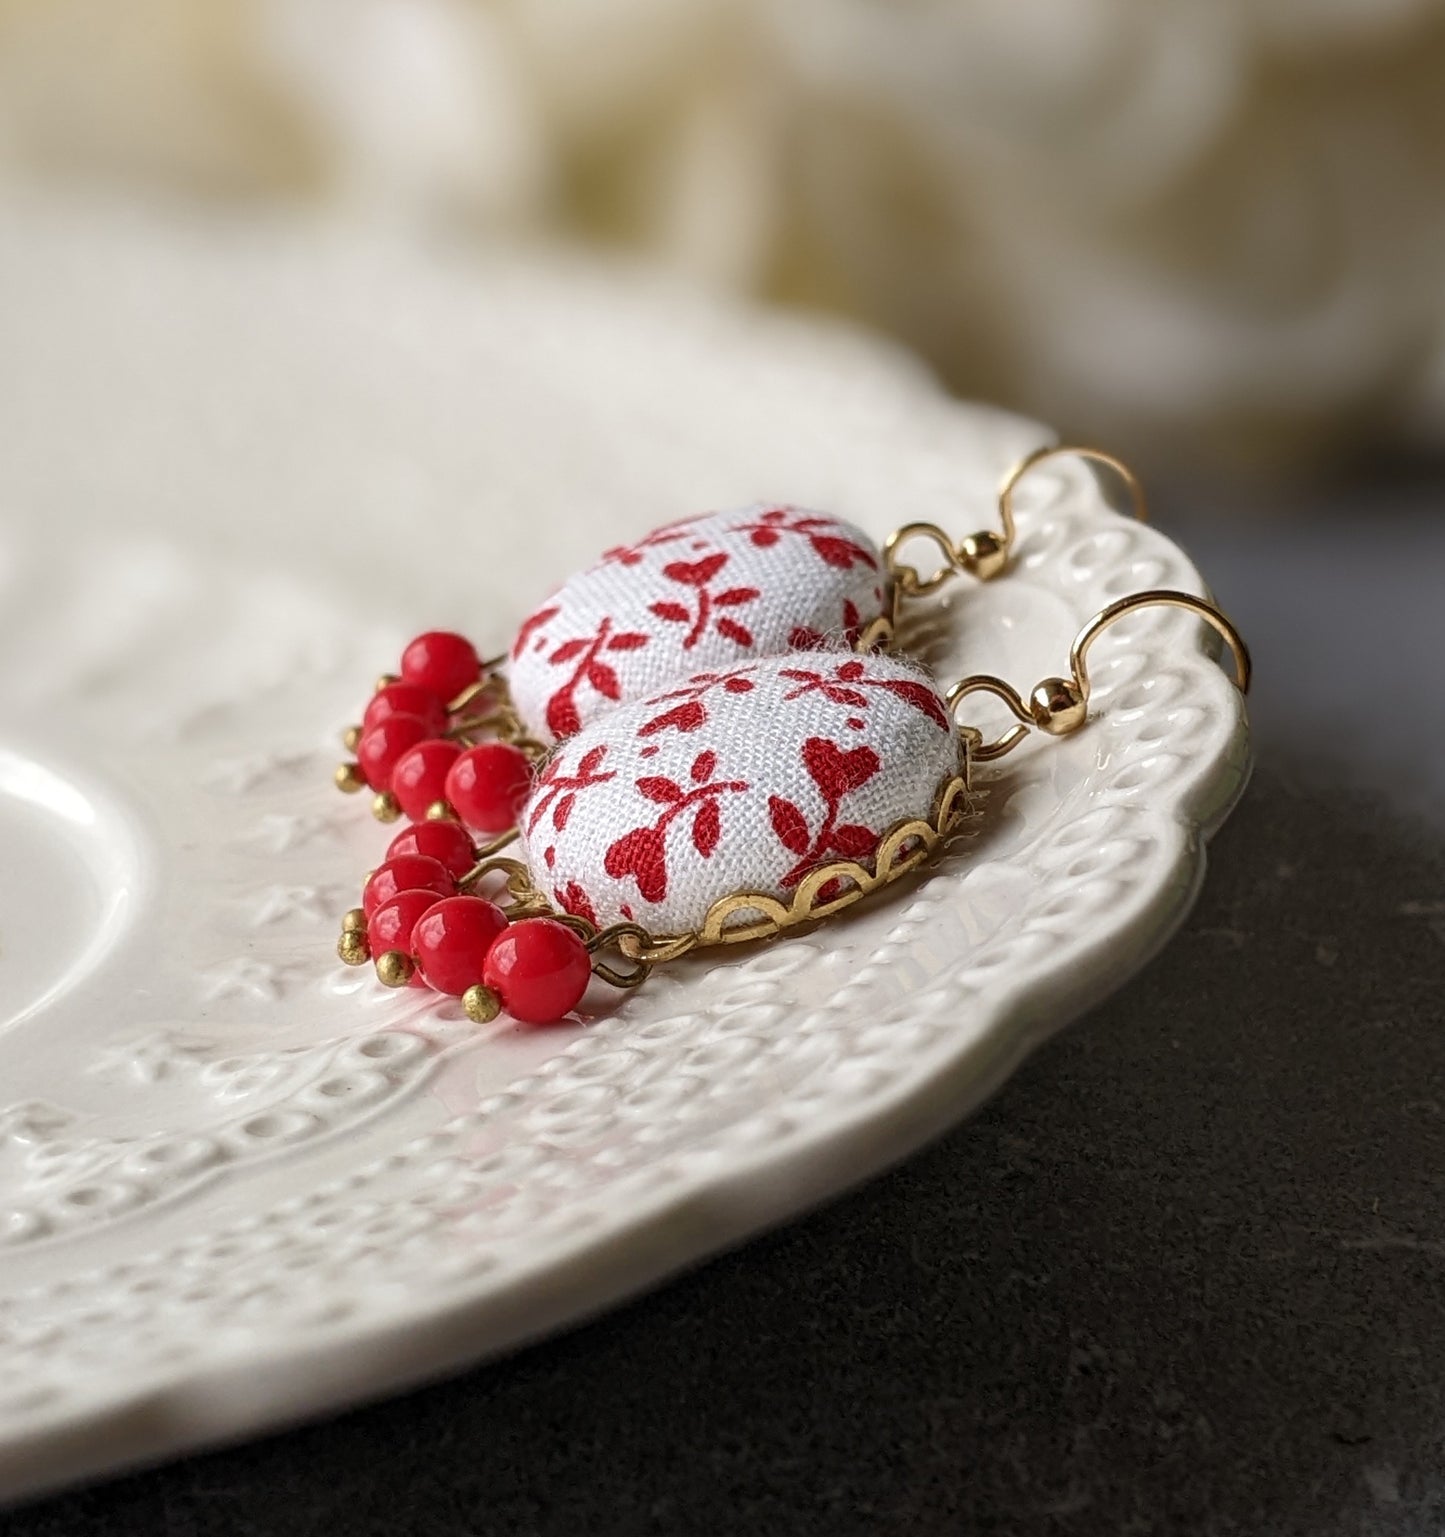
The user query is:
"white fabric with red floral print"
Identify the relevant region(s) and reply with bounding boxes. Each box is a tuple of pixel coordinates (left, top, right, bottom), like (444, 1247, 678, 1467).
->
(520, 650, 962, 936)
(508, 506, 887, 744)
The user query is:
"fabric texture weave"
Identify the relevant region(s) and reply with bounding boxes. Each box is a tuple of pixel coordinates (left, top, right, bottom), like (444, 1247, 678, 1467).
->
(521, 650, 961, 936)
(509, 506, 887, 744)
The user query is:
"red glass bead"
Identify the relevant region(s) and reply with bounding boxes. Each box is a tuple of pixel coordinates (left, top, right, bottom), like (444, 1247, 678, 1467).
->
(366, 890, 442, 986)
(391, 739, 464, 822)
(361, 854, 455, 918)
(483, 918, 592, 1025)
(357, 713, 431, 791)
(385, 819, 477, 879)
(401, 631, 481, 705)
(411, 896, 509, 996)
(363, 681, 447, 737)
(444, 742, 534, 834)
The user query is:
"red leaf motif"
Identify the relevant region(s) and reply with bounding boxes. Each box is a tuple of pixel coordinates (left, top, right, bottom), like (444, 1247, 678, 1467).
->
(587, 660, 621, 699)
(802, 738, 881, 798)
(749, 528, 780, 547)
(691, 750, 717, 783)
(549, 638, 588, 665)
(553, 792, 576, 831)
(555, 881, 597, 926)
(637, 776, 684, 804)
(547, 690, 581, 739)
(714, 587, 760, 607)
(664, 553, 729, 587)
(724, 677, 754, 694)
(650, 600, 690, 623)
(769, 795, 810, 856)
(640, 700, 706, 737)
(810, 534, 878, 571)
(512, 604, 559, 660)
(608, 631, 650, 651)
(879, 678, 950, 730)
(604, 825, 669, 903)
(692, 798, 721, 857)
(838, 661, 866, 682)
(715, 617, 753, 647)
(578, 745, 609, 778)
(829, 823, 878, 860)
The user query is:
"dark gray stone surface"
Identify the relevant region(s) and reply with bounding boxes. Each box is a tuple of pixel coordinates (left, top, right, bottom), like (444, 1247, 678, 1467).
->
(7, 485, 1443, 1537)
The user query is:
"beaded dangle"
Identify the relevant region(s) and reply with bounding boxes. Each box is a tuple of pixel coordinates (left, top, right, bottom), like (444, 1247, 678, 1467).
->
(327, 445, 1244, 1030)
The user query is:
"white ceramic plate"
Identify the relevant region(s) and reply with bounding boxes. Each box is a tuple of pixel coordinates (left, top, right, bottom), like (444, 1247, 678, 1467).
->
(0, 202, 1249, 1504)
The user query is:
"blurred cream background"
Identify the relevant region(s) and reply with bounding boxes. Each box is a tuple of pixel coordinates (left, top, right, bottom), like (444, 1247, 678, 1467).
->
(2, 0, 1445, 470)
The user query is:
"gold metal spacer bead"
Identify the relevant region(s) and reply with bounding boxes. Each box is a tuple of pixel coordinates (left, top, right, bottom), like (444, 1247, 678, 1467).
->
(334, 762, 365, 793)
(341, 725, 361, 752)
(372, 791, 401, 823)
(1030, 677, 1087, 735)
(337, 932, 370, 966)
(462, 984, 502, 1024)
(375, 673, 400, 693)
(375, 950, 414, 987)
(425, 799, 457, 822)
(958, 530, 1008, 582)
(341, 907, 367, 934)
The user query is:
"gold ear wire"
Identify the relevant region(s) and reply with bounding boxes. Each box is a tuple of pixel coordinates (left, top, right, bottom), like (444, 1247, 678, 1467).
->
(947, 588, 1249, 761)
(1070, 589, 1250, 702)
(994, 445, 1149, 570)
(880, 443, 1150, 612)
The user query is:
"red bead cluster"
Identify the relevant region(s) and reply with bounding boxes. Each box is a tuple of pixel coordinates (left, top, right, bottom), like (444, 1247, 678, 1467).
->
(339, 819, 593, 1025)
(334, 632, 595, 1028)
(334, 630, 536, 833)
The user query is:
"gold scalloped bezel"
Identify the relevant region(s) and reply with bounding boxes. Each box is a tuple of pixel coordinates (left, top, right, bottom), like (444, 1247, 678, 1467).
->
(689, 769, 972, 949)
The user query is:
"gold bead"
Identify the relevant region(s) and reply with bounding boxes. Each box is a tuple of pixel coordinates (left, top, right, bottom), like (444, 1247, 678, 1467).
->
(337, 932, 369, 966)
(375, 950, 414, 987)
(375, 672, 400, 693)
(1030, 677, 1087, 735)
(341, 907, 367, 934)
(334, 762, 365, 793)
(958, 530, 1008, 582)
(341, 725, 361, 752)
(372, 791, 401, 823)
(425, 799, 456, 822)
(462, 984, 502, 1024)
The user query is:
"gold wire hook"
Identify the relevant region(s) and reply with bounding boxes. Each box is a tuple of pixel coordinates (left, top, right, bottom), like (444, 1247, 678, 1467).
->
(883, 443, 1151, 603)
(946, 588, 1249, 761)
(995, 444, 1150, 569)
(944, 675, 1033, 762)
(1070, 589, 1251, 702)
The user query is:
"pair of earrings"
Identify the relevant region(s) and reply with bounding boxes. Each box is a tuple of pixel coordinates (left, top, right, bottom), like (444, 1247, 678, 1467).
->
(331, 447, 1248, 1027)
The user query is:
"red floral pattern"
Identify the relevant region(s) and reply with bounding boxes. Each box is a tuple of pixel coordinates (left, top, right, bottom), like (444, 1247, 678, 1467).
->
(526, 744, 616, 838)
(778, 658, 951, 731)
(521, 652, 960, 935)
(638, 665, 757, 738)
(603, 749, 749, 903)
(648, 552, 760, 651)
(508, 506, 886, 743)
(768, 738, 883, 887)
(729, 508, 879, 572)
(539, 618, 651, 740)
(600, 516, 706, 568)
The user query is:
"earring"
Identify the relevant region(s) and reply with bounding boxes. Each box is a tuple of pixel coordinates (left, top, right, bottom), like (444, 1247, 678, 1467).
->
(329, 445, 1147, 825)
(333, 583, 1248, 1030)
